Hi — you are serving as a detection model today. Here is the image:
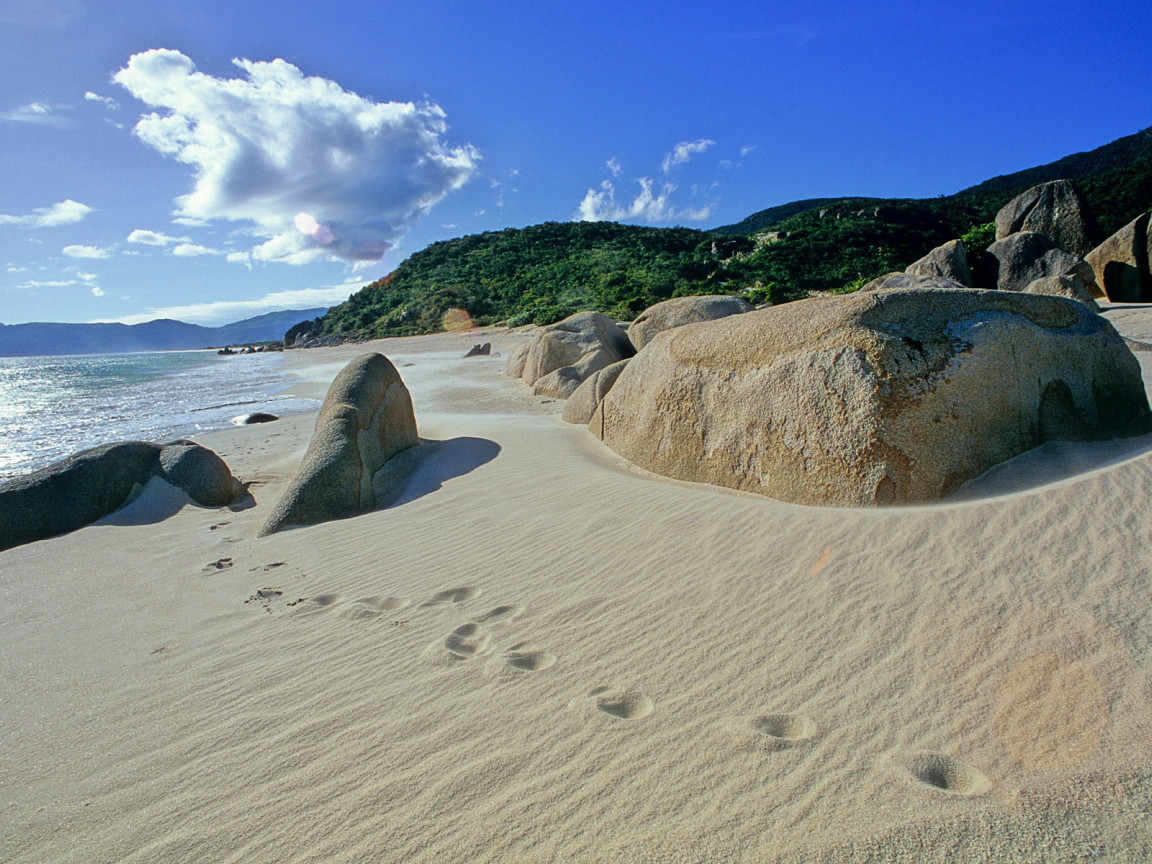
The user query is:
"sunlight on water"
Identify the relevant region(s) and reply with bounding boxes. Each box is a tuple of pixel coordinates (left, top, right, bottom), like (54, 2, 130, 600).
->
(0, 351, 319, 480)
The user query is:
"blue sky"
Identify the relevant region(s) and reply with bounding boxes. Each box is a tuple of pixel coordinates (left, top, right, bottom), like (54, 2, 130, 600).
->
(1, 0, 1149, 326)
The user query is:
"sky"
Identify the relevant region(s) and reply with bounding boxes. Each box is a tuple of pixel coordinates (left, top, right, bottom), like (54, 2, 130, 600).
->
(1, 0, 1150, 326)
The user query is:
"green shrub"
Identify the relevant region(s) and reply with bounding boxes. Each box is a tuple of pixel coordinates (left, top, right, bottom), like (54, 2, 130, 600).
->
(505, 310, 533, 328)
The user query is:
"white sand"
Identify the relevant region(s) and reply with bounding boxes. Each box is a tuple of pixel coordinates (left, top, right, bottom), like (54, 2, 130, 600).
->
(4, 318, 1152, 862)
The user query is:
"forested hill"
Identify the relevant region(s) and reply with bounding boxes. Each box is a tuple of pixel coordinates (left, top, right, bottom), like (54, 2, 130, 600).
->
(713, 124, 1152, 237)
(312, 124, 1152, 341)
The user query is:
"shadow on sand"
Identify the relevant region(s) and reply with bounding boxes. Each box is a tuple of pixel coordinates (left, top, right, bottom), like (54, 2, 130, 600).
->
(373, 436, 500, 510)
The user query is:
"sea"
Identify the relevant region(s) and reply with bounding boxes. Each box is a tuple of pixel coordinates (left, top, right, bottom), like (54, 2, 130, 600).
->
(0, 350, 321, 481)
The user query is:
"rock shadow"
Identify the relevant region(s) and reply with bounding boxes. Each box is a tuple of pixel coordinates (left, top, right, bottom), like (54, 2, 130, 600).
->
(373, 437, 500, 509)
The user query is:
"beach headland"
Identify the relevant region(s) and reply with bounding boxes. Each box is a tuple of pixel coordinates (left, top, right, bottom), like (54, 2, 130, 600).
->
(4, 314, 1152, 862)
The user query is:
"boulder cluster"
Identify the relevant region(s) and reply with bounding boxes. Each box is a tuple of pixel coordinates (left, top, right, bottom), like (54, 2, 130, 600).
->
(506, 180, 1152, 506)
(0, 440, 239, 551)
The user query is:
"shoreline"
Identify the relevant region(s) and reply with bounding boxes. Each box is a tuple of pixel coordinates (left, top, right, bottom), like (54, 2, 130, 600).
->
(5, 318, 1152, 862)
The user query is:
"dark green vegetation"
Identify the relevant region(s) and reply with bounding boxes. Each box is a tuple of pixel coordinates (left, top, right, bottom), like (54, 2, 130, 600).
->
(315, 125, 1152, 339)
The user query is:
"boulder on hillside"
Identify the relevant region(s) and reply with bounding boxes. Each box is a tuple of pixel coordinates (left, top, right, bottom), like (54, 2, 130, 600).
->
(1023, 275, 1100, 311)
(0, 440, 238, 551)
(994, 180, 1102, 257)
(1085, 212, 1151, 303)
(507, 312, 635, 399)
(979, 231, 1100, 294)
(562, 358, 631, 426)
(591, 289, 1150, 508)
(627, 295, 754, 351)
(904, 239, 974, 286)
(259, 353, 418, 535)
(860, 272, 970, 293)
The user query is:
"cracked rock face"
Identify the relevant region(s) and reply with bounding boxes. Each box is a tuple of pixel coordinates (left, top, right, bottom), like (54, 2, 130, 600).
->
(591, 289, 1150, 507)
(259, 353, 417, 535)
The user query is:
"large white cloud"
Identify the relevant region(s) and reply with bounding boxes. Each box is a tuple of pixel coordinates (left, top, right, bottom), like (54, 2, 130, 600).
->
(113, 49, 480, 264)
(0, 199, 92, 228)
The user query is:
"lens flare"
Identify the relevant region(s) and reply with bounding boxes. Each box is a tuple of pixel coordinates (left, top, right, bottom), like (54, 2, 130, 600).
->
(294, 212, 334, 244)
(442, 308, 474, 333)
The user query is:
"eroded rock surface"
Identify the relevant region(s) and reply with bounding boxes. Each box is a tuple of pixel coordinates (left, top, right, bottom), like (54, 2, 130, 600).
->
(592, 289, 1150, 507)
(259, 353, 418, 535)
(627, 295, 753, 351)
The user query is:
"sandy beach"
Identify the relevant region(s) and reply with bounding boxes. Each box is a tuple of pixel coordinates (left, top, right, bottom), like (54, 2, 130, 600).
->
(5, 311, 1152, 862)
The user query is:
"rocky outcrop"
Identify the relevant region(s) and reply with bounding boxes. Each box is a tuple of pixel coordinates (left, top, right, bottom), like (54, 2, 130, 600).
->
(591, 289, 1150, 508)
(562, 358, 631, 425)
(979, 231, 1100, 294)
(1023, 275, 1100, 311)
(860, 272, 970, 293)
(0, 440, 237, 551)
(627, 296, 754, 351)
(904, 239, 974, 286)
(1085, 212, 1151, 303)
(259, 353, 418, 535)
(506, 312, 635, 399)
(994, 180, 1101, 257)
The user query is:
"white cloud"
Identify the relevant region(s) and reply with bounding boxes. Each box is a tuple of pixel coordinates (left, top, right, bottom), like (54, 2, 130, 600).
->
(740, 144, 757, 157)
(225, 251, 250, 263)
(104, 285, 357, 325)
(661, 139, 716, 174)
(84, 91, 120, 110)
(16, 278, 77, 288)
(171, 243, 223, 257)
(576, 178, 711, 223)
(1, 101, 67, 125)
(7, 265, 27, 272)
(0, 199, 93, 228)
(62, 244, 113, 258)
(607, 157, 622, 178)
(91, 286, 105, 296)
(127, 228, 191, 246)
(113, 48, 479, 265)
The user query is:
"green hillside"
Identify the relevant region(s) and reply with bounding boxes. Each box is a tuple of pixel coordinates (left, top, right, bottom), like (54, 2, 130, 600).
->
(313, 124, 1152, 341)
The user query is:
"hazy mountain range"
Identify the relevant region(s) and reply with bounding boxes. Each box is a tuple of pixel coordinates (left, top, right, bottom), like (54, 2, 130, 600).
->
(0, 308, 329, 357)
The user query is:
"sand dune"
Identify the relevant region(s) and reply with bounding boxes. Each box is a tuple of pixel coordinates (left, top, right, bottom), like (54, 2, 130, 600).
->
(4, 317, 1152, 862)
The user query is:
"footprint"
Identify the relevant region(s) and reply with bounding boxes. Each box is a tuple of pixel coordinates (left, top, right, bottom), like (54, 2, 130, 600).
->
(209, 521, 231, 531)
(204, 557, 233, 571)
(245, 587, 286, 614)
(444, 623, 491, 658)
(478, 603, 525, 623)
(753, 714, 818, 742)
(506, 646, 556, 671)
(297, 593, 341, 612)
(907, 754, 992, 796)
(595, 688, 654, 720)
(343, 596, 409, 621)
(423, 586, 482, 607)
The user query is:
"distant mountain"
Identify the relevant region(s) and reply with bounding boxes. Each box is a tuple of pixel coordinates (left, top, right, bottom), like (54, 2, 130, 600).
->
(0, 308, 330, 357)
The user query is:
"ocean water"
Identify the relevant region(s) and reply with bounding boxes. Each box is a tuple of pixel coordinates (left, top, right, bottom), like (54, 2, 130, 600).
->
(0, 350, 320, 481)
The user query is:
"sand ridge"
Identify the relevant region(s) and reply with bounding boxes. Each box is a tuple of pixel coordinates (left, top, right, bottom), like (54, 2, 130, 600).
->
(3, 320, 1152, 861)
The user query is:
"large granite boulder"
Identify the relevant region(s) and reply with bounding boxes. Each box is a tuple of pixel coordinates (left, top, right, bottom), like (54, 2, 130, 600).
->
(0, 440, 237, 551)
(562, 358, 631, 426)
(1085, 212, 1150, 303)
(979, 231, 1099, 294)
(995, 180, 1101, 257)
(904, 239, 974, 286)
(508, 312, 635, 399)
(1023, 275, 1100, 311)
(259, 353, 418, 535)
(860, 272, 970, 293)
(503, 341, 531, 379)
(591, 290, 1150, 507)
(627, 295, 754, 351)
